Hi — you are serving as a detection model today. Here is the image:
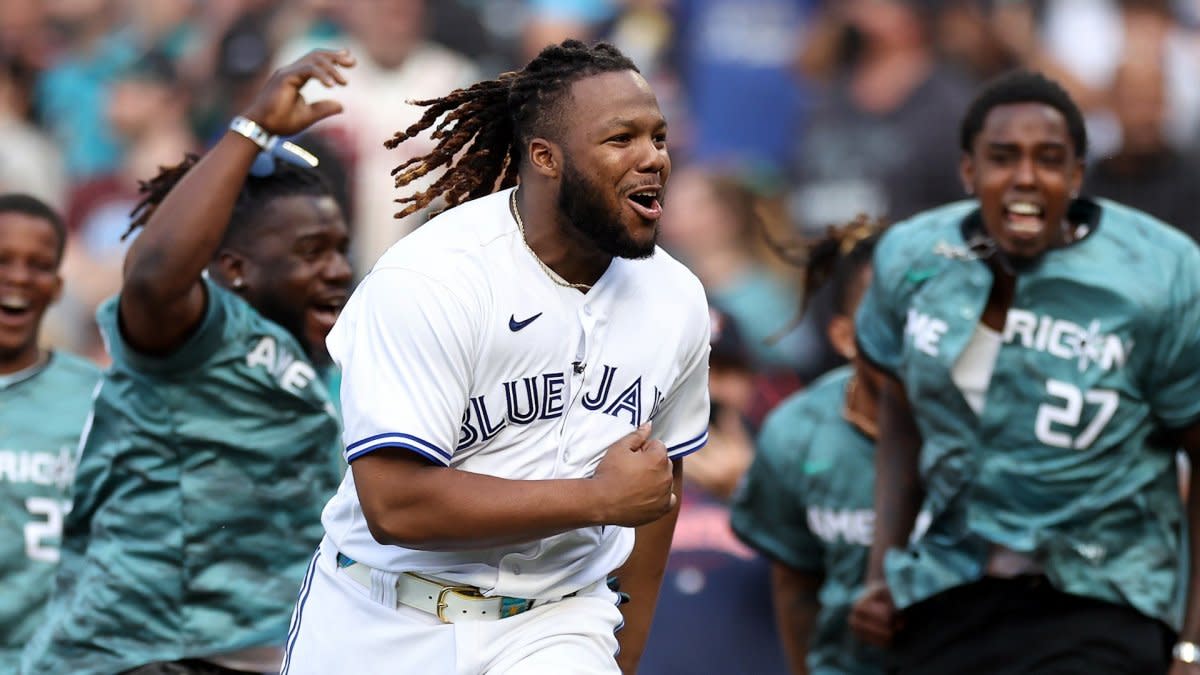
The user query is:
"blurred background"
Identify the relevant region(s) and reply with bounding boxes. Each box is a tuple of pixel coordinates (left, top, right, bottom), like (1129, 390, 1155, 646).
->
(10, 2, 1198, 672)
(10, 0, 1200, 376)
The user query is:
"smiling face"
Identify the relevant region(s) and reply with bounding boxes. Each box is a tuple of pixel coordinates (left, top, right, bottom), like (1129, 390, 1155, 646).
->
(554, 70, 670, 259)
(0, 212, 62, 372)
(226, 195, 352, 364)
(961, 102, 1085, 260)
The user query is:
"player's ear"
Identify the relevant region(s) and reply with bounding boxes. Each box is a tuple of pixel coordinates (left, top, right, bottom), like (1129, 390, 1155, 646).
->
(959, 153, 976, 197)
(1069, 158, 1084, 198)
(49, 272, 63, 304)
(212, 249, 249, 293)
(827, 315, 857, 361)
(528, 138, 560, 179)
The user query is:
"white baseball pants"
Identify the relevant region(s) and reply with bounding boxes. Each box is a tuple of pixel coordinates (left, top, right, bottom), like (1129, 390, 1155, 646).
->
(281, 540, 623, 674)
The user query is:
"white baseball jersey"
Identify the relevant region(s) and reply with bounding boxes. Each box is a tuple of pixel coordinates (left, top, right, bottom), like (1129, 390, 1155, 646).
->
(321, 187, 711, 601)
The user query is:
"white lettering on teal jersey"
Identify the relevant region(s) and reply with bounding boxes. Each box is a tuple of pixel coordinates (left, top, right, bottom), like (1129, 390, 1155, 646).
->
(807, 507, 874, 546)
(905, 309, 948, 357)
(1004, 309, 1130, 373)
(0, 448, 75, 488)
(246, 336, 317, 394)
(807, 506, 933, 547)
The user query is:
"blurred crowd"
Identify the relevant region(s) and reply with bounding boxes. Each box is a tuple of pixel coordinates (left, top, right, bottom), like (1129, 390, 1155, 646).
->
(3, 0, 1199, 375)
(5, 0, 1200, 672)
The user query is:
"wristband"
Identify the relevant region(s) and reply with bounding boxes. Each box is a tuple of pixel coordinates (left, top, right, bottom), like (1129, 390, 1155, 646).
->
(229, 115, 277, 151)
(1176, 641, 1200, 664)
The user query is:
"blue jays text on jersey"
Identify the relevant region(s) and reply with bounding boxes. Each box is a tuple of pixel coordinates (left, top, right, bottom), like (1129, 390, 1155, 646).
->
(457, 365, 669, 451)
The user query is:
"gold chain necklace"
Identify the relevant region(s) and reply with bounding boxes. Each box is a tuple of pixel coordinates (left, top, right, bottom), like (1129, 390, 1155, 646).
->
(510, 189, 592, 291)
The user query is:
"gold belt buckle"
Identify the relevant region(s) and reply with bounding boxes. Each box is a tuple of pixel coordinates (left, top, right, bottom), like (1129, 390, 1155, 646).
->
(435, 584, 483, 623)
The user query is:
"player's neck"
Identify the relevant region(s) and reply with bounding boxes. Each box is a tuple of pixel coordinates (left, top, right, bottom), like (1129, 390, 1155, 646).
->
(0, 346, 48, 376)
(843, 373, 879, 439)
(514, 187, 612, 289)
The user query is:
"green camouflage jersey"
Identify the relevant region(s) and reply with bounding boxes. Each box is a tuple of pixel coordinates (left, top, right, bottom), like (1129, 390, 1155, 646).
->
(856, 198, 1199, 628)
(731, 367, 886, 675)
(23, 279, 342, 675)
(0, 352, 98, 673)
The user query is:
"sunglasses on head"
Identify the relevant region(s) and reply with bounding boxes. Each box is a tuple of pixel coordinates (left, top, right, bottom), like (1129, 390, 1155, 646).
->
(249, 139, 320, 177)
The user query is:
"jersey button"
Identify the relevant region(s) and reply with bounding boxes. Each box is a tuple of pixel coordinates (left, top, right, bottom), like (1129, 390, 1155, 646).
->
(512, 564, 522, 575)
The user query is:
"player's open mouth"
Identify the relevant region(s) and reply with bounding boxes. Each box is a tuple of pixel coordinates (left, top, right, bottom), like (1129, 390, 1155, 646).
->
(1003, 201, 1045, 239)
(0, 294, 34, 327)
(626, 186, 663, 221)
(308, 296, 345, 332)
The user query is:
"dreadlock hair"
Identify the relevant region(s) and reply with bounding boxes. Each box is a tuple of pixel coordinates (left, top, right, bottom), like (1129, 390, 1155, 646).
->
(765, 214, 884, 318)
(384, 39, 639, 219)
(124, 153, 333, 248)
(802, 215, 883, 317)
(0, 193, 67, 263)
(960, 69, 1088, 157)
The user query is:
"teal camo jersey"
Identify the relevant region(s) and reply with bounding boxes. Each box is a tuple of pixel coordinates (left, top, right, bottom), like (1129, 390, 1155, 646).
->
(0, 351, 98, 673)
(731, 366, 886, 675)
(855, 198, 1199, 628)
(22, 278, 343, 674)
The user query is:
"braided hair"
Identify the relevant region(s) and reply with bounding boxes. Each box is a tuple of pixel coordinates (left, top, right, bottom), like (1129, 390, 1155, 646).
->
(124, 153, 332, 248)
(765, 213, 884, 321)
(802, 215, 883, 316)
(385, 39, 638, 219)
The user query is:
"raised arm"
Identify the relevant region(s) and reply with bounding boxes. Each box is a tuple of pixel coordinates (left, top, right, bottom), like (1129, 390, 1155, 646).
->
(118, 49, 354, 355)
(849, 363, 923, 647)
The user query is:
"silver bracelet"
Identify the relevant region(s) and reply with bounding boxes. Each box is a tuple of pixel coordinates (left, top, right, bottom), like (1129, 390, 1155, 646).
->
(228, 115, 277, 151)
(1175, 641, 1200, 664)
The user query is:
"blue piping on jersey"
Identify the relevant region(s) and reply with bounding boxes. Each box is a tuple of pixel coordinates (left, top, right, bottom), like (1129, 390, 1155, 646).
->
(345, 432, 452, 464)
(346, 441, 451, 466)
(667, 429, 709, 458)
(281, 549, 320, 674)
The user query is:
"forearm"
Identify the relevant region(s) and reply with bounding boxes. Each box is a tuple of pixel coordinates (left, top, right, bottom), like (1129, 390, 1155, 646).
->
(866, 380, 923, 583)
(614, 463, 684, 674)
(355, 459, 609, 551)
(1179, 452, 1200, 644)
(123, 131, 259, 301)
(770, 564, 821, 675)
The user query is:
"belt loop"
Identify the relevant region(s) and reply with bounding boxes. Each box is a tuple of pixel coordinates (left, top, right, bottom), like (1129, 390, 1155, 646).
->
(370, 567, 399, 608)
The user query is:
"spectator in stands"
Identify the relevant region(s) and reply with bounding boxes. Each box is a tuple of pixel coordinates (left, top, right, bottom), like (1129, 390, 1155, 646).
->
(1086, 53, 1200, 241)
(276, 0, 478, 274)
(789, 0, 971, 230)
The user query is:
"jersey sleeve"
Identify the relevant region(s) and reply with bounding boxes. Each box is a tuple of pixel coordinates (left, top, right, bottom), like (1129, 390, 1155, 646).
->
(98, 276, 231, 375)
(328, 268, 480, 466)
(730, 404, 823, 571)
(854, 229, 911, 377)
(1146, 244, 1200, 428)
(649, 308, 711, 459)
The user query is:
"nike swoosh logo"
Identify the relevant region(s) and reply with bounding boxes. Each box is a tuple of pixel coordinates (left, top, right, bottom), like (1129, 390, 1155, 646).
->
(905, 268, 939, 284)
(509, 312, 543, 332)
(802, 460, 832, 475)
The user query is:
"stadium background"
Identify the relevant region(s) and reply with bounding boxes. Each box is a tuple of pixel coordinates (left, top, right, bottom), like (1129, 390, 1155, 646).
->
(6, 0, 1199, 673)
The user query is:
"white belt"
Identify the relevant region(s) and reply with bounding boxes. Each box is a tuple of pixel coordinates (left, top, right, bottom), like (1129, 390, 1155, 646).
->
(985, 544, 1044, 577)
(337, 553, 536, 623)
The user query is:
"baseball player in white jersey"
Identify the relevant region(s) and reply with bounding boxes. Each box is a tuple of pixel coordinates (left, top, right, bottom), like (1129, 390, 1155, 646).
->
(283, 40, 710, 674)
